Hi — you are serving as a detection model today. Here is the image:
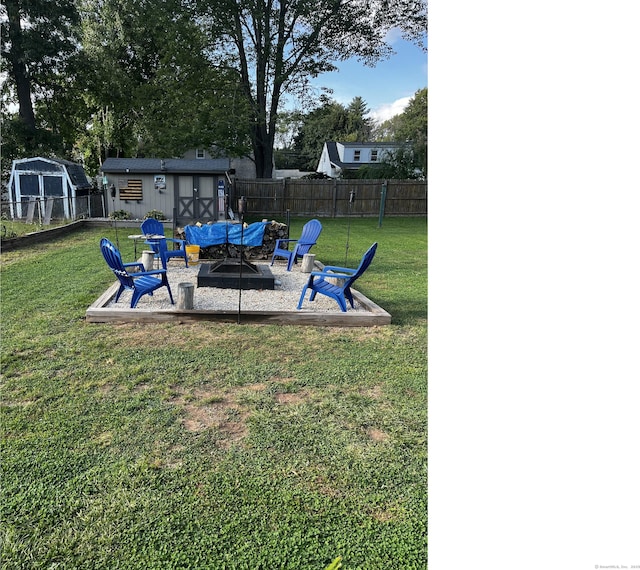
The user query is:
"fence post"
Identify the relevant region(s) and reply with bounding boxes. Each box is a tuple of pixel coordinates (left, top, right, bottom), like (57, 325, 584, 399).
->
(378, 180, 388, 227)
(332, 179, 338, 217)
(282, 178, 286, 216)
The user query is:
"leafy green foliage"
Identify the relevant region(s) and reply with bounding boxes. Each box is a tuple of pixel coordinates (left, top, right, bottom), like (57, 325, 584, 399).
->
(0, 218, 427, 568)
(324, 556, 343, 569)
(2, 0, 426, 182)
(76, 0, 251, 168)
(109, 209, 132, 220)
(345, 146, 424, 180)
(1, 0, 81, 138)
(185, 0, 425, 177)
(289, 96, 375, 170)
(144, 210, 166, 221)
(373, 88, 427, 177)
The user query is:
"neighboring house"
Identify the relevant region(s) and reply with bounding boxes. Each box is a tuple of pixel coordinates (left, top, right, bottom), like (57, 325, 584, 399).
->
(7, 156, 94, 219)
(183, 148, 257, 179)
(273, 169, 315, 179)
(100, 150, 256, 224)
(316, 142, 403, 178)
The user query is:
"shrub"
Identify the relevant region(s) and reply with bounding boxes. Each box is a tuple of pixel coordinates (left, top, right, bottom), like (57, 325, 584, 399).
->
(109, 209, 132, 220)
(144, 209, 166, 220)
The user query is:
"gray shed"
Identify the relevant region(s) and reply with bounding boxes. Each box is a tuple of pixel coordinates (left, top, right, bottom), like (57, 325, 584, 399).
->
(100, 158, 234, 224)
(7, 157, 94, 219)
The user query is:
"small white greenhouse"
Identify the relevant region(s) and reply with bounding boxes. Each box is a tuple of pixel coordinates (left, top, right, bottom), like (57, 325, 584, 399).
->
(6, 157, 95, 220)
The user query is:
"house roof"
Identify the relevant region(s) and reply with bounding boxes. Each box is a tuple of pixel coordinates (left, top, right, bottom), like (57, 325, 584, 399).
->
(325, 142, 345, 168)
(323, 141, 404, 170)
(337, 142, 404, 148)
(101, 158, 231, 174)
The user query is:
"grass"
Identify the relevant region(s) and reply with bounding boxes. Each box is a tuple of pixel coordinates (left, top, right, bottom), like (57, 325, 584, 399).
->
(1, 218, 73, 238)
(0, 217, 427, 569)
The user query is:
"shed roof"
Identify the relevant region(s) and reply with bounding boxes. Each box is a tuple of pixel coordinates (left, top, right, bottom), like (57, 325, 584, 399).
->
(11, 156, 92, 189)
(101, 158, 231, 174)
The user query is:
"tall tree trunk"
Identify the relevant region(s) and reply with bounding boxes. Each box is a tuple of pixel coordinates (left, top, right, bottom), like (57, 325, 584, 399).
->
(251, 123, 274, 179)
(5, 0, 37, 143)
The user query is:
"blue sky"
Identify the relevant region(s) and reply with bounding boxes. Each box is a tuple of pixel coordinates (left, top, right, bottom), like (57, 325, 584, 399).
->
(309, 33, 428, 124)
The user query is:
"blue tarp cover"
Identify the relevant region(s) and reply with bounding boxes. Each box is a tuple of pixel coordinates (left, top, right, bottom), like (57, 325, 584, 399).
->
(184, 222, 268, 247)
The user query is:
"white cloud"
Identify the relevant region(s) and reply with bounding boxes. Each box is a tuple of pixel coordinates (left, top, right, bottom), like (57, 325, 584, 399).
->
(384, 27, 404, 44)
(369, 96, 412, 124)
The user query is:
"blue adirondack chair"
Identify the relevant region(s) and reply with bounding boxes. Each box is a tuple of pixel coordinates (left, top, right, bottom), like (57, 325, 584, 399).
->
(271, 219, 322, 271)
(141, 218, 188, 269)
(297, 242, 378, 312)
(100, 238, 174, 308)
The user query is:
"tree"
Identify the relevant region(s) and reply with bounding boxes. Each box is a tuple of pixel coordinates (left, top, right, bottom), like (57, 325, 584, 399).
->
(374, 87, 427, 176)
(392, 87, 427, 173)
(346, 145, 422, 179)
(75, 0, 251, 171)
(1, 0, 81, 154)
(289, 95, 374, 170)
(344, 96, 374, 142)
(198, 0, 427, 178)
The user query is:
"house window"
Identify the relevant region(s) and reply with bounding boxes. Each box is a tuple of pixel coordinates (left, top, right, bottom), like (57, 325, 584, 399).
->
(371, 150, 378, 162)
(353, 150, 361, 162)
(195, 149, 205, 159)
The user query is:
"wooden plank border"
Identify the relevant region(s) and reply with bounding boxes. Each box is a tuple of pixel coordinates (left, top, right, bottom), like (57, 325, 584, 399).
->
(86, 275, 391, 327)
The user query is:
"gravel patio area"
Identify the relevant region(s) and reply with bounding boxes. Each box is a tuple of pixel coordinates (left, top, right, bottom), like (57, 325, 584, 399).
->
(106, 259, 366, 313)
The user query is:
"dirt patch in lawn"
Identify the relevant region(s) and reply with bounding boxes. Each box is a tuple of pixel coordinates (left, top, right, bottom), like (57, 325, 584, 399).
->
(169, 387, 250, 447)
(275, 392, 305, 405)
(169, 380, 313, 447)
(367, 427, 390, 442)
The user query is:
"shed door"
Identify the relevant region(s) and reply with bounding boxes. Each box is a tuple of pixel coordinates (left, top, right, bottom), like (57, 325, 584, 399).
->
(43, 176, 66, 218)
(177, 176, 196, 222)
(15, 173, 68, 218)
(197, 176, 215, 220)
(176, 175, 218, 224)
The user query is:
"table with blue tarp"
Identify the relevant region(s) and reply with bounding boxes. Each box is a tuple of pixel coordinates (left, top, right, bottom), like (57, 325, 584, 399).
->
(184, 221, 269, 248)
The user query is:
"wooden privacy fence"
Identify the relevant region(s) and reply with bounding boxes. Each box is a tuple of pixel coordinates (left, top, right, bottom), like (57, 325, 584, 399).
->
(233, 179, 427, 218)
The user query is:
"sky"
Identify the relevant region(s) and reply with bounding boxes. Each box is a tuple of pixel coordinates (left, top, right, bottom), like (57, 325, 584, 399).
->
(305, 32, 427, 124)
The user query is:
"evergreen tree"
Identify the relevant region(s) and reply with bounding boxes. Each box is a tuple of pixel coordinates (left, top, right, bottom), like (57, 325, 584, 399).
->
(345, 97, 374, 142)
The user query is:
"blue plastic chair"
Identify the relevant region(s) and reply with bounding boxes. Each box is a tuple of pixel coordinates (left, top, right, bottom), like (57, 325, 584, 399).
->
(141, 218, 188, 270)
(100, 238, 174, 308)
(271, 219, 322, 271)
(297, 243, 378, 312)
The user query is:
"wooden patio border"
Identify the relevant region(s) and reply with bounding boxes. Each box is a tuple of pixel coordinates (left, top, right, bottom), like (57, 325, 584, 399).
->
(85, 273, 391, 327)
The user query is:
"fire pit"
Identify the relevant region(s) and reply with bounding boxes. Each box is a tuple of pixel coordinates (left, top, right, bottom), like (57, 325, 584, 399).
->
(196, 195, 276, 295)
(197, 260, 275, 290)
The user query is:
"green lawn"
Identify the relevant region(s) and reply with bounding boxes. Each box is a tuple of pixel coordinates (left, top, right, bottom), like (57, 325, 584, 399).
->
(0, 217, 427, 569)
(1, 218, 72, 238)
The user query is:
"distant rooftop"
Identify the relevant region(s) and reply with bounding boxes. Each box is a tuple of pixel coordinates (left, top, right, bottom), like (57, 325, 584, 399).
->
(101, 158, 231, 173)
(335, 142, 405, 147)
